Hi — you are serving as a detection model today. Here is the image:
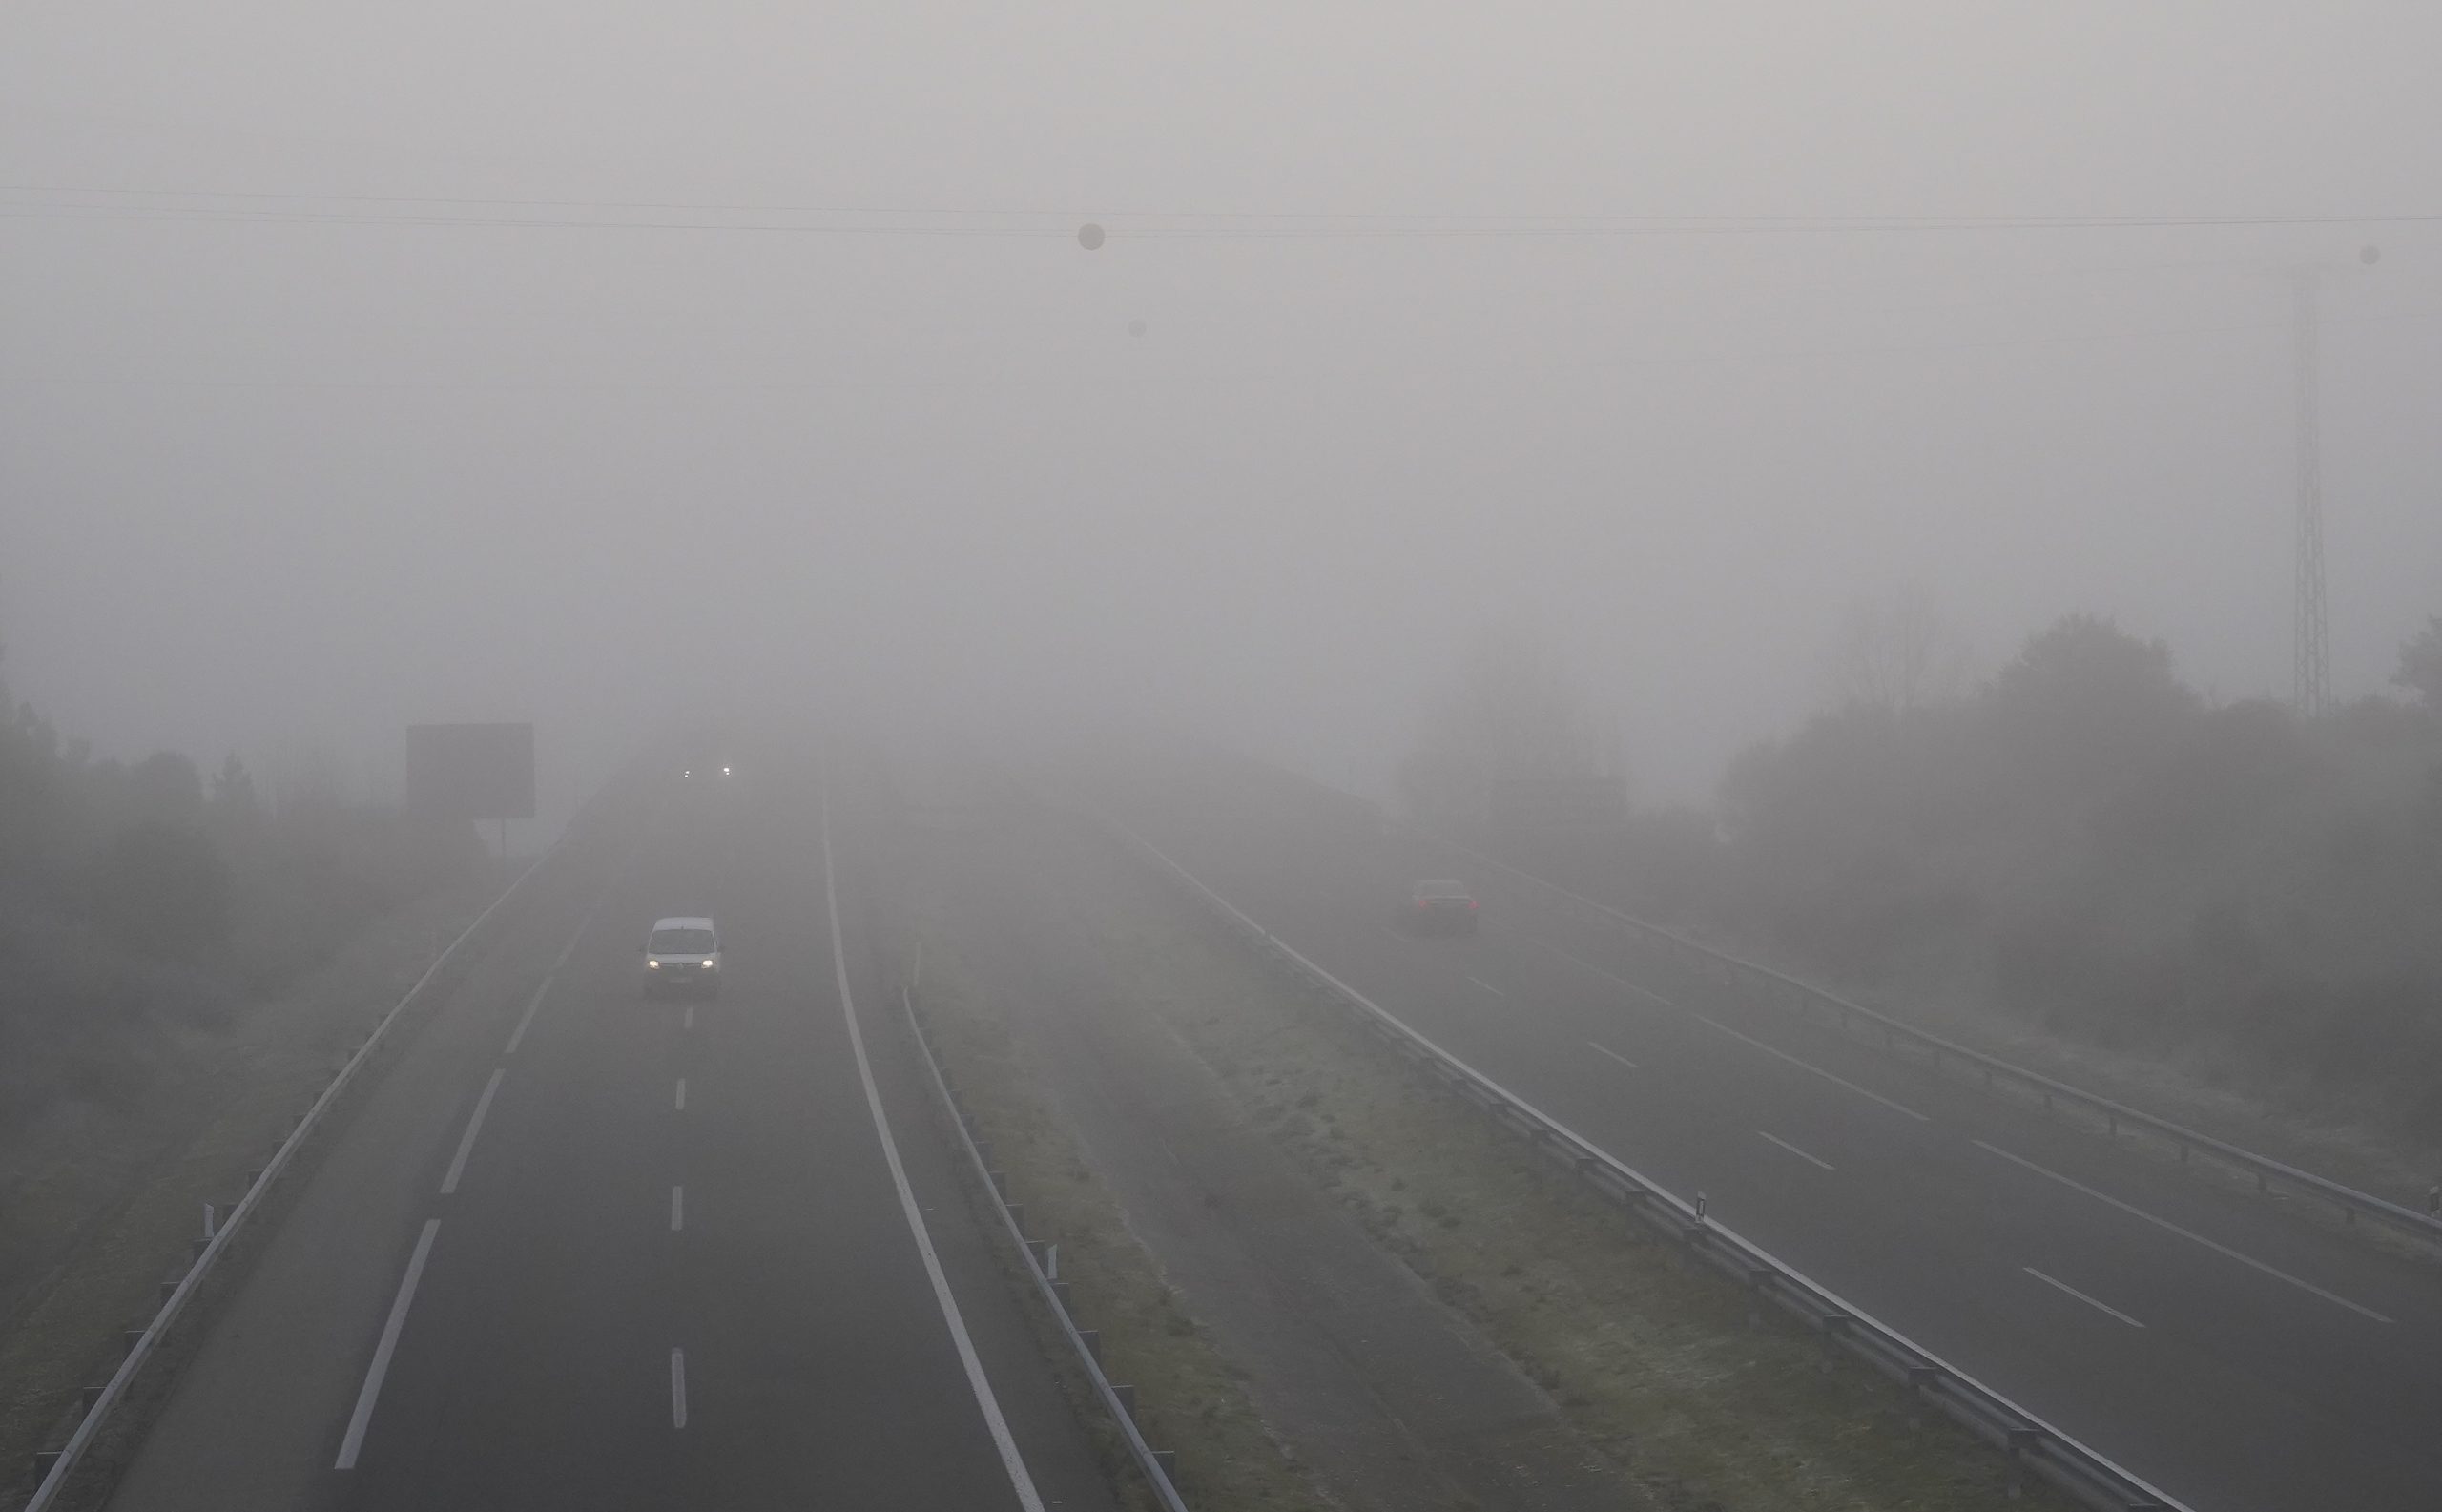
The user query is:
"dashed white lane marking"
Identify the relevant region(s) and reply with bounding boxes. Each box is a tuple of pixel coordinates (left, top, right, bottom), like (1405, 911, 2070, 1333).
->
(1974, 1140, 2393, 1324)
(674, 1078, 686, 1112)
(1531, 938, 1682, 1009)
(439, 1069, 505, 1195)
(1692, 1014, 1933, 1123)
(1465, 974, 1507, 999)
(2024, 1266, 2145, 1328)
(1586, 1040, 1641, 1070)
(822, 790, 1045, 1512)
(670, 1348, 687, 1429)
(1757, 1129, 1836, 1171)
(550, 896, 603, 972)
(670, 1186, 685, 1232)
(1536, 935, 1934, 1122)
(683, 1004, 695, 1030)
(505, 977, 552, 1055)
(335, 1218, 441, 1469)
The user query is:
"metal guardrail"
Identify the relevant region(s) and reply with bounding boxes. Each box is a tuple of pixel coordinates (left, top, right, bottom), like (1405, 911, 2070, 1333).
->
(899, 984, 1191, 1512)
(21, 804, 605, 1512)
(1113, 818, 2194, 1512)
(1415, 828, 2442, 1251)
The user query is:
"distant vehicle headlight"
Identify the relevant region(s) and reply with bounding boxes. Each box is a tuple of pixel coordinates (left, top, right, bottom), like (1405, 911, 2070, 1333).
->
(720, 765, 733, 777)
(647, 959, 662, 969)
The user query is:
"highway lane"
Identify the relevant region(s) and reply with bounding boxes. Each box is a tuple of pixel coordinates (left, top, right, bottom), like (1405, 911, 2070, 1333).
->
(1114, 761, 2442, 1512)
(106, 766, 1119, 1512)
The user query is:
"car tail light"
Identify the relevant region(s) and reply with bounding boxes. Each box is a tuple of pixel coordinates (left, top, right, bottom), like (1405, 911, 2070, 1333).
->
(1467, 900, 1478, 909)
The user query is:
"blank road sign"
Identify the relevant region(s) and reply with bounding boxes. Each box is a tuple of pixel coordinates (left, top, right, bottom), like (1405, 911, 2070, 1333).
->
(405, 723, 535, 820)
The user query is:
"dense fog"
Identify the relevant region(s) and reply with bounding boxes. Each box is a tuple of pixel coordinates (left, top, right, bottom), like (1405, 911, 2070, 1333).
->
(6, 4, 2441, 820)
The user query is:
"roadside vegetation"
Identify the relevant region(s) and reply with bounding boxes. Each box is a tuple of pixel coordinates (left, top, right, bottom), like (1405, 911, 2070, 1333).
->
(1407, 609, 2442, 1146)
(0, 655, 483, 1137)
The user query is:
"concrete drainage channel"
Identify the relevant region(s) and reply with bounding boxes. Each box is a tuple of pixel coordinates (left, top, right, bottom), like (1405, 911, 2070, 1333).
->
(17, 800, 609, 1512)
(1110, 817, 2194, 1512)
(900, 985, 1192, 1512)
(1422, 829, 2442, 1255)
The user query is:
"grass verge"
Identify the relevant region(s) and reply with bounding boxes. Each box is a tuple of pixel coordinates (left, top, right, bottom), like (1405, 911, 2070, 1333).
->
(907, 910, 1341, 1512)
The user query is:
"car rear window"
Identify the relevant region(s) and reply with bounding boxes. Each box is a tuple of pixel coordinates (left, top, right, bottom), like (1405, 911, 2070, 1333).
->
(1417, 881, 1469, 899)
(652, 928, 715, 953)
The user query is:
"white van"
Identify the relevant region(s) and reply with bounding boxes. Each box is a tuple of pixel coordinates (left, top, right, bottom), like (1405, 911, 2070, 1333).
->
(642, 916, 721, 1000)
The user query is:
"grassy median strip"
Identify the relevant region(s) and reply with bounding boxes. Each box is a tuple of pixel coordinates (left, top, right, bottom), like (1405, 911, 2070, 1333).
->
(909, 917, 1340, 1512)
(1066, 832, 2070, 1512)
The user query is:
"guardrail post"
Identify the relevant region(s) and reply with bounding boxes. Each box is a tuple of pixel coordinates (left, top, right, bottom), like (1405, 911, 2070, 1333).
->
(1112, 1383, 1136, 1420)
(2004, 1427, 2044, 1496)
(1904, 1364, 1940, 1430)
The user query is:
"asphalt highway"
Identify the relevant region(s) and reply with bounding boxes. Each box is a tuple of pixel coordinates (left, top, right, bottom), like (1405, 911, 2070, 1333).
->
(104, 765, 1116, 1512)
(1116, 759, 2442, 1512)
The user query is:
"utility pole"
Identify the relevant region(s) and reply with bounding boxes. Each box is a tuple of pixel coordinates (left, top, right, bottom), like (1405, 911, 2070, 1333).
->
(2285, 245, 2377, 719)
(2291, 268, 2330, 718)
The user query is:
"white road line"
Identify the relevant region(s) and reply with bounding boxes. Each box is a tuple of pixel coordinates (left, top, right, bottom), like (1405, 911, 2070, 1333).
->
(1693, 1014, 1932, 1122)
(1586, 1040, 1640, 1070)
(683, 1004, 695, 1030)
(1465, 974, 1507, 999)
(438, 1069, 505, 1195)
(673, 1078, 686, 1112)
(670, 1186, 685, 1232)
(551, 882, 614, 972)
(670, 1347, 687, 1428)
(1531, 938, 1681, 1009)
(822, 790, 1045, 1512)
(2024, 1266, 2145, 1328)
(335, 1218, 441, 1469)
(1758, 1129, 1836, 1171)
(1974, 1140, 2393, 1324)
(504, 977, 552, 1055)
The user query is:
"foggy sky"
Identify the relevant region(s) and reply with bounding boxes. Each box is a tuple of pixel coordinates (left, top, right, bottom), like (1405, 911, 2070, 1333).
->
(6, 2, 2440, 821)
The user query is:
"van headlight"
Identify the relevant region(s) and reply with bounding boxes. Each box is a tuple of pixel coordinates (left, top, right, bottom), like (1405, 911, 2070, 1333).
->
(647, 959, 661, 969)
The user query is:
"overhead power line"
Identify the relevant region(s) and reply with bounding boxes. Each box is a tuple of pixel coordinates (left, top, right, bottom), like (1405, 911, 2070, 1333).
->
(4, 185, 2440, 238)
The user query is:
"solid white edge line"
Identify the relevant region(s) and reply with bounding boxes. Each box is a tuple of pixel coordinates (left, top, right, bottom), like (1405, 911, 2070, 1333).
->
(438, 1069, 505, 1195)
(1464, 974, 1507, 998)
(335, 1217, 442, 1469)
(1692, 1014, 1933, 1122)
(2023, 1266, 2146, 1328)
(823, 788, 1045, 1512)
(1586, 1040, 1640, 1070)
(1758, 1129, 1837, 1171)
(671, 1347, 688, 1428)
(1973, 1140, 2392, 1323)
(671, 1185, 685, 1232)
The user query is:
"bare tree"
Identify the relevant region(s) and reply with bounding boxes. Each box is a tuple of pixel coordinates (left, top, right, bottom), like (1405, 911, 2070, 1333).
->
(1825, 583, 1971, 715)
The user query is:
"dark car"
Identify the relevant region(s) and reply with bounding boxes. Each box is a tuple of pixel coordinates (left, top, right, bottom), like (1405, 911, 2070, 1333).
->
(1396, 880, 1479, 935)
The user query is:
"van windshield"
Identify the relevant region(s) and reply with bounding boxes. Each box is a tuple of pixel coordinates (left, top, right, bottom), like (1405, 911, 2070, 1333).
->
(651, 928, 715, 954)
